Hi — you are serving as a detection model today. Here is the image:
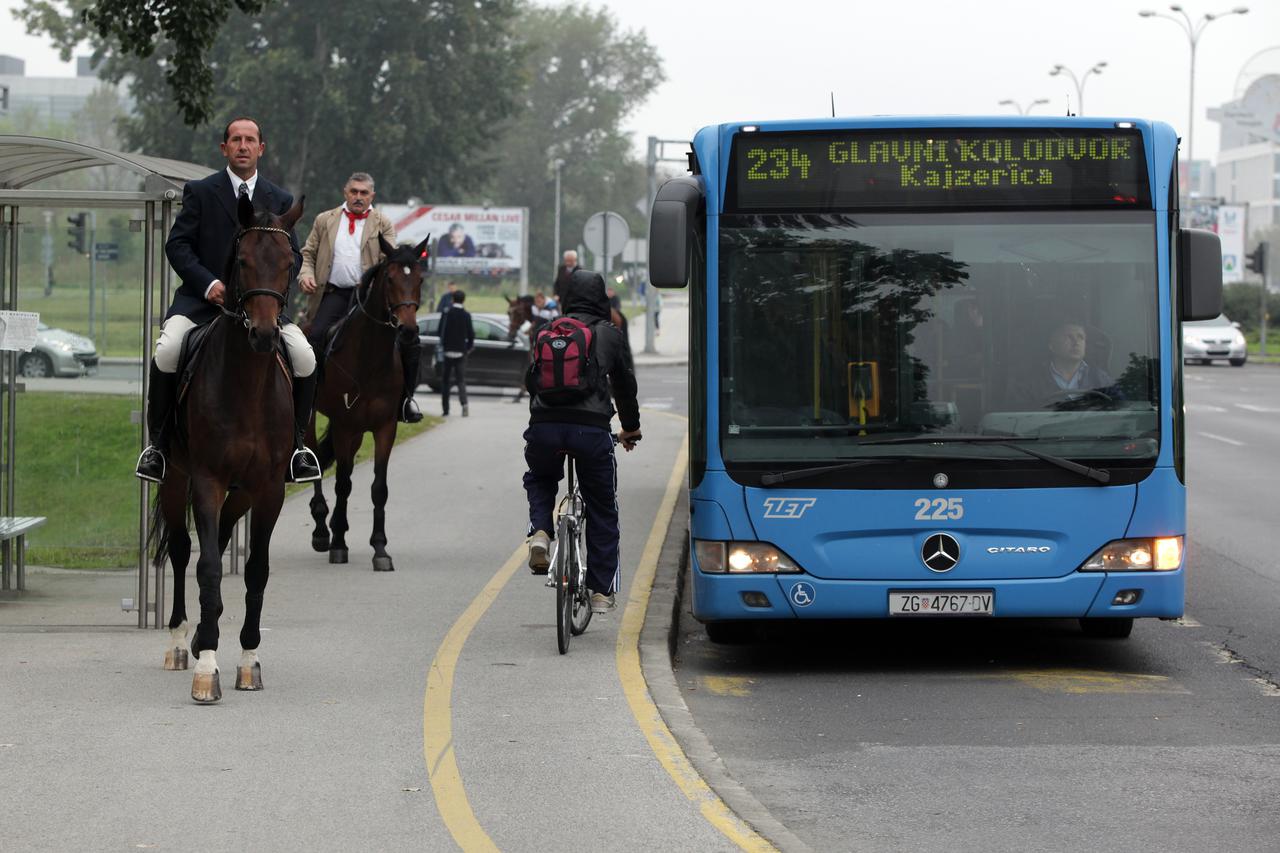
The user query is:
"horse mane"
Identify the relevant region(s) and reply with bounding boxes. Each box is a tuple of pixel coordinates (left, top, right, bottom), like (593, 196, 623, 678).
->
(219, 208, 280, 287)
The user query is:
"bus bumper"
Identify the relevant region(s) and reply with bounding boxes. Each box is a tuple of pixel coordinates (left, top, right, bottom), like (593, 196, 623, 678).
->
(689, 568, 1185, 622)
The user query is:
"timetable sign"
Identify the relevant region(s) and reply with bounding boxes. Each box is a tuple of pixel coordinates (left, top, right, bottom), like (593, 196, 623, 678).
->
(727, 128, 1151, 211)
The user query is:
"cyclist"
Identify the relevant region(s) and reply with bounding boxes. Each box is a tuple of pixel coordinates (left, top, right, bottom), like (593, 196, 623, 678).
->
(523, 269, 641, 614)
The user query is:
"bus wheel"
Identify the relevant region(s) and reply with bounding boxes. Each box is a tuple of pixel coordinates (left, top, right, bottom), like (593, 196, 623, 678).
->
(1079, 617, 1133, 639)
(705, 622, 754, 644)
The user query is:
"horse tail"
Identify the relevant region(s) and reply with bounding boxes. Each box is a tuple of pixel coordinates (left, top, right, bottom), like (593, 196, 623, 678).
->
(147, 486, 170, 571)
(316, 423, 335, 472)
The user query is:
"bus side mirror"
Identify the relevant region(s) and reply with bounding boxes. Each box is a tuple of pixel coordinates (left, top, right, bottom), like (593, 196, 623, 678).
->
(648, 176, 703, 288)
(1179, 228, 1223, 321)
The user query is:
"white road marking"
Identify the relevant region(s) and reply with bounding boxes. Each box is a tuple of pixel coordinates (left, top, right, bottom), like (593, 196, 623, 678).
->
(1235, 403, 1280, 413)
(1197, 432, 1244, 446)
(1186, 404, 1227, 413)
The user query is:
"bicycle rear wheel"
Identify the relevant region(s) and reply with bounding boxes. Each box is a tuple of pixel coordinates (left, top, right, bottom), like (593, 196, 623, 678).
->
(555, 518, 573, 654)
(569, 526, 592, 635)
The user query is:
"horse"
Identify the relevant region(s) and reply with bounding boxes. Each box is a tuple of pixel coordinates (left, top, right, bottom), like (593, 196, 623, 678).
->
(506, 294, 629, 402)
(152, 192, 304, 704)
(306, 234, 429, 571)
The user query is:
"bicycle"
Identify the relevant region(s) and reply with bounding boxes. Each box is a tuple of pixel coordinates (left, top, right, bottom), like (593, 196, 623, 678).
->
(550, 451, 593, 654)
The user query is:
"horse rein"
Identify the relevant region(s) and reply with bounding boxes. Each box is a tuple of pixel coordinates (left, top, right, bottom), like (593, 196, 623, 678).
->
(221, 225, 293, 326)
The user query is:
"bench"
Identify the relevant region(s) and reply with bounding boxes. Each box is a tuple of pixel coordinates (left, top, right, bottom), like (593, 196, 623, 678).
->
(0, 516, 47, 592)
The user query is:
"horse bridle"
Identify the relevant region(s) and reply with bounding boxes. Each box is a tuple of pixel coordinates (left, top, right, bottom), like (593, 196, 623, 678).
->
(356, 258, 420, 330)
(221, 225, 292, 326)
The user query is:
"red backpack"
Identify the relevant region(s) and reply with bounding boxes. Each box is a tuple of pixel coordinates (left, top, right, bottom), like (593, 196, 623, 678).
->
(527, 316, 599, 404)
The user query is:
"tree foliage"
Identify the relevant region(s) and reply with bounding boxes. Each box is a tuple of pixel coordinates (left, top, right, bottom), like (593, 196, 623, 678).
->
(17, 0, 267, 126)
(488, 3, 666, 284)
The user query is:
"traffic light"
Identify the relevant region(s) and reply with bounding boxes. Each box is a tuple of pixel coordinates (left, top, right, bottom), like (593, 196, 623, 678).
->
(1245, 243, 1267, 277)
(66, 212, 87, 254)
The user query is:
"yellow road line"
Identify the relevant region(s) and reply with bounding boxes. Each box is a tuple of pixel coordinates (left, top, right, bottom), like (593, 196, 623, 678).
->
(423, 546, 524, 853)
(615, 438, 778, 853)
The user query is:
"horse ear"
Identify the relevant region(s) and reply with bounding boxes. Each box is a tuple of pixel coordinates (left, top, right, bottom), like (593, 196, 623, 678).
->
(237, 192, 255, 228)
(414, 235, 430, 260)
(280, 194, 305, 231)
(378, 232, 395, 258)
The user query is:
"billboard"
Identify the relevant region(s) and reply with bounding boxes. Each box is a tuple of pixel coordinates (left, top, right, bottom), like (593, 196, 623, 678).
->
(383, 204, 525, 275)
(1218, 205, 1247, 284)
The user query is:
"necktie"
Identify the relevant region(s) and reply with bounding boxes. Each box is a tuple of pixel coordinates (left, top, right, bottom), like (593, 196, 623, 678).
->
(344, 208, 370, 235)
(238, 182, 249, 200)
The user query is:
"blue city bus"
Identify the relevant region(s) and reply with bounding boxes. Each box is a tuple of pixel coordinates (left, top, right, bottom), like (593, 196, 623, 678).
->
(648, 117, 1223, 642)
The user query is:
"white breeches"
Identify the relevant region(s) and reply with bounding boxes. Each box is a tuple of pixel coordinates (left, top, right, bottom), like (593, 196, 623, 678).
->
(153, 316, 316, 377)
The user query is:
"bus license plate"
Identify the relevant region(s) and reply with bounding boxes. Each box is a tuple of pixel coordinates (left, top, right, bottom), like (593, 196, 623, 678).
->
(889, 591, 994, 616)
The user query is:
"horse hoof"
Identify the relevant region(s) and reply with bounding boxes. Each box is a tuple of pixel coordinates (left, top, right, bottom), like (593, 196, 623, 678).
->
(164, 648, 189, 671)
(373, 555, 395, 572)
(191, 670, 222, 704)
(235, 662, 263, 691)
(312, 533, 331, 552)
(329, 548, 348, 564)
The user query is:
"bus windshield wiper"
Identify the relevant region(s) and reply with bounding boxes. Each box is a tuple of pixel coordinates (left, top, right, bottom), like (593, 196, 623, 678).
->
(760, 458, 897, 486)
(856, 434, 1111, 484)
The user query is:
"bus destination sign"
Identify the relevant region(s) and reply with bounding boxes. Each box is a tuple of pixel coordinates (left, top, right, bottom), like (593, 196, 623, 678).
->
(728, 128, 1151, 211)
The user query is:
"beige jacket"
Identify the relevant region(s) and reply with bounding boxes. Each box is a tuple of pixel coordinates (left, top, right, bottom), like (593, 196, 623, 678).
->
(299, 205, 397, 321)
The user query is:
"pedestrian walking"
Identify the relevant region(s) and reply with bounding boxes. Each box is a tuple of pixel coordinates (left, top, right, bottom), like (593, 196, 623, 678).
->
(439, 290, 474, 416)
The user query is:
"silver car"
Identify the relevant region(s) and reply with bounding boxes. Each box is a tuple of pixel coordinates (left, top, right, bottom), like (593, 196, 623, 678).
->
(1183, 314, 1247, 366)
(19, 323, 99, 378)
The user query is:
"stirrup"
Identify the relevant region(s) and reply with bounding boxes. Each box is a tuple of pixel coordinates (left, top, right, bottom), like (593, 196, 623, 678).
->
(135, 446, 166, 484)
(289, 447, 322, 483)
(400, 398, 423, 423)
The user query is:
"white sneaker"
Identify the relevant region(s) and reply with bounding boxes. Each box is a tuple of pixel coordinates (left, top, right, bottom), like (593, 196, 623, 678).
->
(527, 530, 550, 574)
(590, 592, 616, 614)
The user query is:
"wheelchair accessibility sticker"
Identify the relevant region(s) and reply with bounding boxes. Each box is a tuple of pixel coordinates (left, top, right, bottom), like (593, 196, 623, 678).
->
(789, 582, 816, 608)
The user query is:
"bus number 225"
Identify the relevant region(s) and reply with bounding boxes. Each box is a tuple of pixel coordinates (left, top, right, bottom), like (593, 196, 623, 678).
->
(746, 147, 811, 181)
(914, 498, 964, 521)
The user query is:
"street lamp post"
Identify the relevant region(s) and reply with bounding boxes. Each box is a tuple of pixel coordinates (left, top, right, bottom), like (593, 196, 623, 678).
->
(1048, 62, 1107, 113)
(1138, 5, 1249, 172)
(998, 98, 1050, 115)
(552, 158, 565, 281)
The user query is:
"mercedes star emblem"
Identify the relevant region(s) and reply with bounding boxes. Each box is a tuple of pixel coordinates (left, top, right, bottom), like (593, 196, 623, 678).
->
(933, 473, 949, 489)
(921, 533, 960, 573)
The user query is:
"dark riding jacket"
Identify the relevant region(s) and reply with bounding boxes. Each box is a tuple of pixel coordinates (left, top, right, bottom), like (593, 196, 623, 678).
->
(528, 270, 640, 433)
(164, 169, 302, 325)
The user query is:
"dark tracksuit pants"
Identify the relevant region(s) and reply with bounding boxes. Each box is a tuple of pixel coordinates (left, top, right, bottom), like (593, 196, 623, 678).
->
(440, 356, 468, 413)
(523, 422, 619, 595)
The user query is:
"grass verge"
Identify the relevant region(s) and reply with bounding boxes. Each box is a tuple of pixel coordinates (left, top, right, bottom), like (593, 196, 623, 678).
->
(13, 392, 439, 568)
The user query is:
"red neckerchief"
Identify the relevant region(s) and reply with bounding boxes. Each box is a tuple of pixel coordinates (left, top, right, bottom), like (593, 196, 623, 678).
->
(343, 206, 371, 235)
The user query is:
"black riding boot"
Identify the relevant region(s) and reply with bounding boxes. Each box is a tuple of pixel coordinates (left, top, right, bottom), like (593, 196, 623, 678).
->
(398, 330, 423, 424)
(135, 360, 177, 483)
(288, 372, 322, 482)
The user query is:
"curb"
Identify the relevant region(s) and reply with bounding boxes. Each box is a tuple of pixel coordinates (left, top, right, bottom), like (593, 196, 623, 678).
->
(639, 487, 813, 853)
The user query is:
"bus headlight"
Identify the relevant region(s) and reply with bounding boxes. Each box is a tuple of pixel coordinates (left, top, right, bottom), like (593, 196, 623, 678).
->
(1079, 537, 1182, 572)
(693, 540, 802, 574)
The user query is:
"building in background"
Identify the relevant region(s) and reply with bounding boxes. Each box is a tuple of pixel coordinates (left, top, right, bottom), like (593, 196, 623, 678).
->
(0, 54, 125, 124)
(1209, 49, 1280, 235)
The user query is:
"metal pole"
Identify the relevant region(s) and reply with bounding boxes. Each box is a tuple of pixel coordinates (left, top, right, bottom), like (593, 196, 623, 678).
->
(6, 204, 18, 524)
(519, 207, 529, 297)
(138, 201, 154, 629)
(0, 204, 6, 591)
(88, 211, 96, 346)
(644, 137, 659, 355)
(553, 160, 563, 282)
(1263, 242, 1272, 359)
(153, 199, 173, 628)
(1187, 34, 1197, 173)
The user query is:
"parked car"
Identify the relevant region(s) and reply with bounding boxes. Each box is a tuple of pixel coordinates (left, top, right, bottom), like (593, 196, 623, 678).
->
(18, 323, 99, 378)
(1183, 313, 1247, 366)
(417, 312, 529, 391)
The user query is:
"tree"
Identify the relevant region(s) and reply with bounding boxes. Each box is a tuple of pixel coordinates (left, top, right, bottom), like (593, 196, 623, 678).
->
(17, 0, 268, 127)
(487, 3, 665, 284)
(18, 0, 526, 205)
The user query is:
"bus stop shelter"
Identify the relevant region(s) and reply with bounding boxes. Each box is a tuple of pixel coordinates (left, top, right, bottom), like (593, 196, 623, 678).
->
(0, 135, 210, 628)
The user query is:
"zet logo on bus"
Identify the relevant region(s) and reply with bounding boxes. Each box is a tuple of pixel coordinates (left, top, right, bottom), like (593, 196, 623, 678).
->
(762, 497, 817, 519)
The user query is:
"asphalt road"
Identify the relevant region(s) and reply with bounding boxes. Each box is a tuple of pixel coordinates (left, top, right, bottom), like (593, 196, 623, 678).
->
(673, 362, 1280, 852)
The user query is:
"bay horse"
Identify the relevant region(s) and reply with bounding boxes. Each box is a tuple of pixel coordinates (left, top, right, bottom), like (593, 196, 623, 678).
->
(506, 293, 628, 402)
(152, 192, 304, 704)
(306, 235, 429, 571)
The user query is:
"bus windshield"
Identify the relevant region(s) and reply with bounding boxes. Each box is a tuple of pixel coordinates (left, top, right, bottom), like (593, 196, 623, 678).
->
(719, 211, 1160, 469)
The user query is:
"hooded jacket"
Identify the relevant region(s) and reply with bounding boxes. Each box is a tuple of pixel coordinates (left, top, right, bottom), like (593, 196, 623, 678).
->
(528, 270, 640, 432)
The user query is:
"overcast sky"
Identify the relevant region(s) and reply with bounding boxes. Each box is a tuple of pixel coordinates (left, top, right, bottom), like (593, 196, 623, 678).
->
(4, 0, 1278, 164)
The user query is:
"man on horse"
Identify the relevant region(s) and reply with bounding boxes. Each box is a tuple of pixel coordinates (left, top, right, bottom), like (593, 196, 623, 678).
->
(136, 116, 322, 484)
(297, 172, 422, 423)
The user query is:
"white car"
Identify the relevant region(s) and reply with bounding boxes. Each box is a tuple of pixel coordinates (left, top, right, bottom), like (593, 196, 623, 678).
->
(1183, 314, 1247, 366)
